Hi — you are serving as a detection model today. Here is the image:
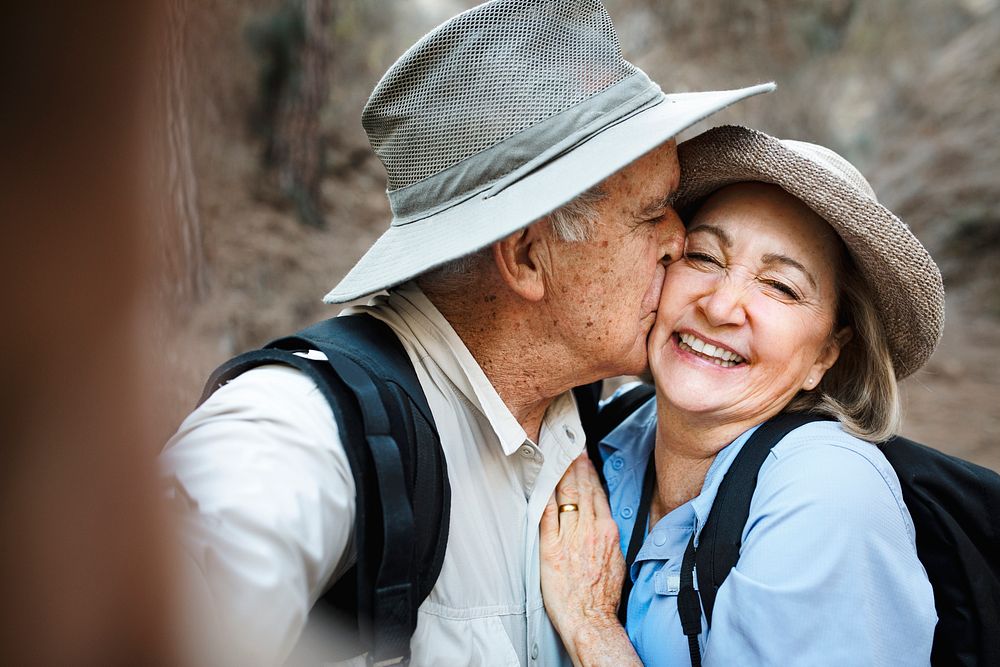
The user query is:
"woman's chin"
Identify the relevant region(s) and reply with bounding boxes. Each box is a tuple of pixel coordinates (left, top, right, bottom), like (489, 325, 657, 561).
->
(657, 388, 735, 418)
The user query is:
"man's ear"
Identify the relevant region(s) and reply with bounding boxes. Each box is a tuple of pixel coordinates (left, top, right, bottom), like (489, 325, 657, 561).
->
(492, 222, 547, 302)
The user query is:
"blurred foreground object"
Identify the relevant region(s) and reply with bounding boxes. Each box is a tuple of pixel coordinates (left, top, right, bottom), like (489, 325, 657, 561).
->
(0, 2, 180, 664)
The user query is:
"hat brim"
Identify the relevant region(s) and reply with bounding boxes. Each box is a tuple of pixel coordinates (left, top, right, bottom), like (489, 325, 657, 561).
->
(324, 83, 775, 304)
(674, 125, 944, 379)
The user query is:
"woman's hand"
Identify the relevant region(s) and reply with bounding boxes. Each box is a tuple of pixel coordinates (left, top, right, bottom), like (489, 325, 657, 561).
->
(540, 455, 641, 666)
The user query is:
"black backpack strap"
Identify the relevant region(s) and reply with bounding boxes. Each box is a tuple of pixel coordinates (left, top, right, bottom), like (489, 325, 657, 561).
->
(572, 381, 603, 467)
(322, 346, 417, 664)
(573, 381, 656, 625)
(282, 315, 436, 427)
(692, 411, 827, 626)
(594, 383, 656, 446)
(200, 315, 449, 667)
(576, 382, 656, 479)
(679, 532, 704, 667)
(619, 452, 656, 625)
(666, 411, 827, 666)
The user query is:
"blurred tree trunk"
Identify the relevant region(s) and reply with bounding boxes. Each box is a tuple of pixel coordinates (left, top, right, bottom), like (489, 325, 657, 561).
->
(156, 0, 206, 305)
(276, 0, 332, 228)
(254, 0, 333, 228)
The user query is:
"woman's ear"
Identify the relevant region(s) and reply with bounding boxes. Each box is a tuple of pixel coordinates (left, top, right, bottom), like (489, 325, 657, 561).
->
(804, 325, 853, 390)
(492, 221, 547, 302)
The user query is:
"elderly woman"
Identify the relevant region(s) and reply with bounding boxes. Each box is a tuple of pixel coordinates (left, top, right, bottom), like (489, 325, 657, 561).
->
(540, 126, 942, 666)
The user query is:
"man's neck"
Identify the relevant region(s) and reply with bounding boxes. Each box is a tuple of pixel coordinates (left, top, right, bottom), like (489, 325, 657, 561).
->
(466, 335, 561, 444)
(424, 284, 579, 443)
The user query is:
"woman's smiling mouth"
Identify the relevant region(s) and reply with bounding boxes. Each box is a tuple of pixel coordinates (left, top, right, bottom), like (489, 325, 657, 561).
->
(675, 332, 746, 367)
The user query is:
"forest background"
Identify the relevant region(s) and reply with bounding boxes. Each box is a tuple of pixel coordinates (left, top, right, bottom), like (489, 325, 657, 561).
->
(158, 0, 1000, 470)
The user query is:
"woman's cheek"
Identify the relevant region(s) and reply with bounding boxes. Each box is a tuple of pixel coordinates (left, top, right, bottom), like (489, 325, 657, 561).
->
(647, 321, 673, 382)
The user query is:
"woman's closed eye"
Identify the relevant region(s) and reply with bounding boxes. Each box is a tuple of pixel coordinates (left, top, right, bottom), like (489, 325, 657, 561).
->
(684, 250, 724, 267)
(760, 278, 801, 301)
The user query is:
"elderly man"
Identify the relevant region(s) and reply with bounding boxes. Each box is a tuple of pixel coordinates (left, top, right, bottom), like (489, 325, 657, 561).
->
(163, 1, 772, 665)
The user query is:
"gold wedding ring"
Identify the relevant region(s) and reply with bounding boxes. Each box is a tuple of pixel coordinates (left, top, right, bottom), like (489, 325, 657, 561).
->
(558, 503, 579, 513)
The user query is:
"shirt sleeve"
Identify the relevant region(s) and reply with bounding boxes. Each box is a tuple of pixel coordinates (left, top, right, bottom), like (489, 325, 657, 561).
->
(703, 430, 937, 666)
(160, 365, 356, 665)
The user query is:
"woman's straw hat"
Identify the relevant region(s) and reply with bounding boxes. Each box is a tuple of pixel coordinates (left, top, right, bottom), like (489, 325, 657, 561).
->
(675, 125, 945, 379)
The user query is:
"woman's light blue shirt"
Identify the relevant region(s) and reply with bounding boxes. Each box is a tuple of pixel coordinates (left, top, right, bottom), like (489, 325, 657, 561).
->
(601, 398, 936, 666)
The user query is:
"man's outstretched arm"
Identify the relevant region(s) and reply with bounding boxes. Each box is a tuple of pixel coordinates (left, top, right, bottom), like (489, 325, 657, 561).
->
(162, 365, 355, 664)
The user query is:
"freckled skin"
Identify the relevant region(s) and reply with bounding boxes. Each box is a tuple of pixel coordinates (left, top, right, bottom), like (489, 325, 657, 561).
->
(422, 141, 686, 441)
(545, 141, 685, 380)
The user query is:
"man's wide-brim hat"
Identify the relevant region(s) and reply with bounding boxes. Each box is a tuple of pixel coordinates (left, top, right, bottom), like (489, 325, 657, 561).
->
(324, 0, 774, 303)
(674, 125, 945, 379)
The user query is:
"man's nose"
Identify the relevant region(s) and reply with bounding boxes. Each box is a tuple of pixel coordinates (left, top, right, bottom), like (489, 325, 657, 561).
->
(658, 208, 685, 263)
(698, 274, 748, 327)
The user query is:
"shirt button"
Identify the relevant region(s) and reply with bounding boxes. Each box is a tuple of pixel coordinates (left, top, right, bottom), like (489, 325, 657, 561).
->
(621, 506, 634, 519)
(611, 457, 625, 471)
(531, 642, 539, 660)
(652, 530, 667, 547)
(519, 445, 534, 458)
(563, 426, 576, 443)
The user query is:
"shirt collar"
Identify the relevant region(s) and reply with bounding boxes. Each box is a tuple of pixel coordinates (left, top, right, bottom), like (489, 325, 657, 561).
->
(347, 281, 530, 456)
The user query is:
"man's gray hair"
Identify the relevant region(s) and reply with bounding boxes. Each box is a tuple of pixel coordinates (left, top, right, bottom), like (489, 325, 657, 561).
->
(418, 184, 607, 289)
(546, 183, 607, 242)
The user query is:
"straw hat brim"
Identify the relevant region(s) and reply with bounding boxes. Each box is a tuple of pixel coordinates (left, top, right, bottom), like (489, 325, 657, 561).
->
(674, 125, 945, 379)
(324, 84, 775, 304)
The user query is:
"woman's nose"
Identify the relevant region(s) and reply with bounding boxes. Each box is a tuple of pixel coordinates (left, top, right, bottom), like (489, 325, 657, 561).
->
(698, 275, 748, 327)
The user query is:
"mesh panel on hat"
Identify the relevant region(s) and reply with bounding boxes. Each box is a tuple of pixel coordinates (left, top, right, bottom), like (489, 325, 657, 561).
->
(362, 0, 637, 192)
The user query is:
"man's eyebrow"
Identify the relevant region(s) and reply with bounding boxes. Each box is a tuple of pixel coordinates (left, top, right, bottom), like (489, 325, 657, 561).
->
(636, 190, 679, 218)
(687, 224, 732, 247)
(762, 253, 818, 290)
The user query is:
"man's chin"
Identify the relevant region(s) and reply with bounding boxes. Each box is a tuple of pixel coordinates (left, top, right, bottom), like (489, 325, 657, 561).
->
(617, 338, 651, 378)
(590, 322, 654, 379)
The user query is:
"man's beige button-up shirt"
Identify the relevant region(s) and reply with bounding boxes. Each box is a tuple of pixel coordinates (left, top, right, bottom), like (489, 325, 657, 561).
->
(163, 283, 585, 665)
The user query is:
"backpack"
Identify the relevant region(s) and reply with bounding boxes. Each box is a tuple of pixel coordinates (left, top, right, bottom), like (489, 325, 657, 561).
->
(201, 314, 450, 666)
(588, 383, 1000, 667)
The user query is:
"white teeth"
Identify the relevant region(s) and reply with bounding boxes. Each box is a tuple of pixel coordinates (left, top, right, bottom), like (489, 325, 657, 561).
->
(677, 332, 745, 365)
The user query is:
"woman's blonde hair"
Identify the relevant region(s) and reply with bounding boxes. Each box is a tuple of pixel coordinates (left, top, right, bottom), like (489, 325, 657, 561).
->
(785, 252, 901, 442)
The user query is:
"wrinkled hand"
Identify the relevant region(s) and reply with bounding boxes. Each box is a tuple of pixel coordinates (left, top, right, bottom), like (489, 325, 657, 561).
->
(540, 455, 628, 663)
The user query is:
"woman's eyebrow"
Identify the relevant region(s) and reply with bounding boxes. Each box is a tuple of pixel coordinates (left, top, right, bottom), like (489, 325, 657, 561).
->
(688, 224, 732, 247)
(762, 252, 818, 290)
